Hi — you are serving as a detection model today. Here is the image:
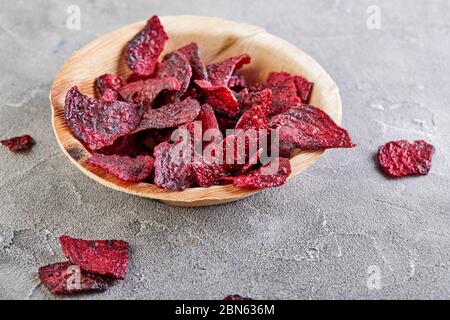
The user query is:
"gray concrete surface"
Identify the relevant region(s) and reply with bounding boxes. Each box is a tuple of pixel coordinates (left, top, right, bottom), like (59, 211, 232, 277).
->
(0, 0, 449, 300)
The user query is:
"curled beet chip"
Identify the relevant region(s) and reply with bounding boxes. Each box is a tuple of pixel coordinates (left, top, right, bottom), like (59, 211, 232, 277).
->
(86, 154, 154, 182)
(378, 140, 435, 178)
(238, 88, 272, 116)
(39, 262, 108, 295)
(232, 158, 292, 189)
(235, 104, 269, 131)
(228, 72, 247, 89)
(1, 135, 34, 152)
(126, 16, 168, 76)
(207, 54, 251, 87)
(119, 77, 181, 110)
(154, 142, 194, 191)
(156, 51, 192, 95)
(195, 80, 239, 117)
(133, 97, 201, 134)
(60, 235, 129, 280)
(266, 72, 302, 115)
(292, 75, 314, 103)
(198, 104, 220, 132)
(95, 74, 124, 102)
(65, 87, 141, 151)
(192, 161, 228, 188)
(178, 43, 208, 81)
(269, 104, 354, 156)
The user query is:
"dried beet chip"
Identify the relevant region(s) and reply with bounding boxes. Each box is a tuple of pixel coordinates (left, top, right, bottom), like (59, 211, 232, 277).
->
(198, 104, 220, 132)
(178, 42, 208, 81)
(266, 72, 302, 115)
(195, 80, 239, 117)
(156, 51, 192, 95)
(207, 54, 251, 87)
(192, 161, 228, 188)
(269, 104, 354, 155)
(133, 97, 201, 133)
(95, 74, 124, 102)
(224, 295, 253, 301)
(232, 158, 292, 189)
(238, 88, 272, 116)
(65, 87, 141, 151)
(153, 142, 194, 191)
(60, 235, 129, 280)
(86, 154, 154, 182)
(119, 77, 181, 110)
(292, 75, 314, 103)
(378, 140, 435, 178)
(98, 133, 148, 158)
(126, 16, 168, 76)
(39, 262, 108, 296)
(235, 104, 269, 131)
(228, 72, 247, 89)
(1, 135, 34, 152)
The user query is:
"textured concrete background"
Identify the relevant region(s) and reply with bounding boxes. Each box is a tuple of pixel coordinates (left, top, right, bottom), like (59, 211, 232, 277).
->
(0, 0, 449, 300)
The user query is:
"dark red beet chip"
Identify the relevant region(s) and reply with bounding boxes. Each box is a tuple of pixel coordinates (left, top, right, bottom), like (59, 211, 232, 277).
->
(119, 77, 181, 110)
(86, 154, 154, 182)
(95, 74, 124, 102)
(232, 158, 292, 189)
(98, 134, 148, 158)
(153, 142, 194, 191)
(133, 97, 201, 133)
(126, 16, 168, 76)
(292, 75, 314, 103)
(269, 104, 354, 155)
(1, 135, 34, 152)
(237, 88, 272, 116)
(178, 43, 208, 81)
(266, 72, 302, 115)
(39, 262, 108, 295)
(207, 54, 251, 87)
(192, 161, 228, 188)
(59, 235, 129, 280)
(198, 104, 220, 132)
(224, 295, 253, 301)
(378, 140, 435, 178)
(65, 87, 141, 151)
(195, 80, 239, 117)
(228, 72, 247, 89)
(235, 104, 269, 131)
(156, 51, 192, 95)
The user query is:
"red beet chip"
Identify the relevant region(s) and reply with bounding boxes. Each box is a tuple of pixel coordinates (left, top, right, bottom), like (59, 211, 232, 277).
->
(86, 154, 154, 182)
(228, 72, 247, 89)
(292, 75, 314, 103)
(235, 104, 269, 131)
(224, 295, 253, 301)
(153, 142, 195, 191)
(377, 140, 435, 178)
(192, 161, 228, 188)
(206, 54, 251, 87)
(195, 80, 239, 117)
(39, 262, 108, 295)
(59, 235, 129, 280)
(238, 88, 272, 116)
(119, 77, 181, 110)
(269, 104, 354, 156)
(198, 104, 220, 132)
(232, 158, 292, 189)
(95, 74, 124, 102)
(98, 133, 147, 158)
(156, 51, 192, 95)
(65, 87, 141, 151)
(126, 16, 168, 76)
(133, 97, 202, 134)
(178, 42, 208, 81)
(266, 72, 302, 115)
(1, 135, 34, 152)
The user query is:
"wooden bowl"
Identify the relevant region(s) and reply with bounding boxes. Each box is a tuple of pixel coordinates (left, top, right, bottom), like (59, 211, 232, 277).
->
(50, 15, 342, 207)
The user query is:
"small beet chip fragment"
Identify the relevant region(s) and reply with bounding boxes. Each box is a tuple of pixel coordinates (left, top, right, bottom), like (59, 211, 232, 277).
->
(207, 54, 251, 87)
(126, 16, 168, 76)
(232, 158, 292, 189)
(39, 262, 108, 295)
(95, 74, 124, 102)
(156, 51, 192, 95)
(178, 42, 208, 81)
(378, 140, 435, 178)
(65, 87, 141, 151)
(86, 154, 154, 182)
(60, 235, 129, 280)
(195, 80, 239, 117)
(1, 135, 34, 152)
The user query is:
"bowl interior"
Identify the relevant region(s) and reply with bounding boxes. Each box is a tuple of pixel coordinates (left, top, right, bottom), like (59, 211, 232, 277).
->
(50, 15, 341, 207)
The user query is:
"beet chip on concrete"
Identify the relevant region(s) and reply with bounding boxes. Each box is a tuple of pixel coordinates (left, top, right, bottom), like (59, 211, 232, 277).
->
(39, 262, 108, 295)
(86, 154, 154, 182)
(156, 51, 192, 95)
(178, 42, 208, 81)
(65, 87, 142, 151)
(232, 158, 292, 189)
(126, 16, 168, 76)
(206, 54, 251, 87)
(1, 135, 34, 152)
(119, 77, 181, 110)
(378, 140, 435, 178)
(95, 74, 124, 102)
(60, 235, 129, 280)
(269, 104, 354, 156)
